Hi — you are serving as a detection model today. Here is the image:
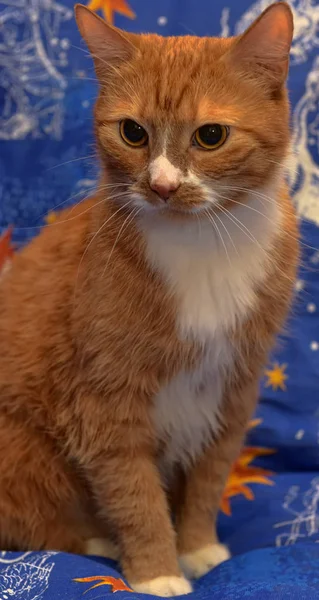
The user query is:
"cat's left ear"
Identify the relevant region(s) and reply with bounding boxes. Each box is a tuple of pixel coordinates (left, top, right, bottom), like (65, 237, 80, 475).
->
(225, 2, 293, 89)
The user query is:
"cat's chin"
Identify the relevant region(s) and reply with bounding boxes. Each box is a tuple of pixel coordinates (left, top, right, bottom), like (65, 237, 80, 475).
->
(134, 201, 205, 221)
(161, 209, 204, 223)
(138, 208, 201, 229)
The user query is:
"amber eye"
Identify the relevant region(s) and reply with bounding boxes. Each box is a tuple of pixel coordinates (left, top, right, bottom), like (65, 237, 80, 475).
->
(120, 119, 148, 147)
(193, 124, 228, 150)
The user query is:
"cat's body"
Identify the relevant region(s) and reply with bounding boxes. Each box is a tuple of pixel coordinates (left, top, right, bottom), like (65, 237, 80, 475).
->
(0, 3, 298, 596)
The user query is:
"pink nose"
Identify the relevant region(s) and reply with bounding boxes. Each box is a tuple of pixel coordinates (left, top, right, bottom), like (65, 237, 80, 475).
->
(150, 180, 180, 201)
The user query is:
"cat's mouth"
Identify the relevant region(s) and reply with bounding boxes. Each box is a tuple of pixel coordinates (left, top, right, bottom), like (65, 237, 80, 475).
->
(129, 188, 211, 217)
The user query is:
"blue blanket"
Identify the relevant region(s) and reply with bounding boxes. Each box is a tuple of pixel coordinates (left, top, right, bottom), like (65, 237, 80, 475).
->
(0, 0, 319, 598)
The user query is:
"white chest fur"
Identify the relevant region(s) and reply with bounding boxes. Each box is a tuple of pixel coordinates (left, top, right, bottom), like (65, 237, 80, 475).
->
(140, 193, 280, 472)
(152, 339, 232, 472)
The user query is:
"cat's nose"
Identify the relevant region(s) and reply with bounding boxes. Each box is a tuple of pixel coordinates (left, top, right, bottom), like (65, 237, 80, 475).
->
(150, 179, 180, 202)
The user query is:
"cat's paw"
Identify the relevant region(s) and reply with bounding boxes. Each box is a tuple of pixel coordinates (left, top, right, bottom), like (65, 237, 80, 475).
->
(85, 537, 120, 560)
(131, 575, 192, 596)
(179, 543, 230, 579)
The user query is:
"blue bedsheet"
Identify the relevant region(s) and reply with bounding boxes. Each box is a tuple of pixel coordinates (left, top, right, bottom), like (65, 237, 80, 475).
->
(0, 0, 319, 598)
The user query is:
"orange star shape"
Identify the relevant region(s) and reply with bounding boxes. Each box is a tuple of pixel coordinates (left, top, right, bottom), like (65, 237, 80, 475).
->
(74, 575, 133, 593)
(87, 0, 135, 24)
(265, 362, 288, 391)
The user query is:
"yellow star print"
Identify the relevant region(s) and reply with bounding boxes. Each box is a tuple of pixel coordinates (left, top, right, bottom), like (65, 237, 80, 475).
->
(87, 0, 135, 24)
(264, 362, 288, 391)
(45, 210, 57, 225)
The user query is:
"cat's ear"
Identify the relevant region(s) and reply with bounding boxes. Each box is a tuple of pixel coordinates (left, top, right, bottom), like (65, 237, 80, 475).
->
(75, 4, 136, 71)
(226, 2, 293, 89)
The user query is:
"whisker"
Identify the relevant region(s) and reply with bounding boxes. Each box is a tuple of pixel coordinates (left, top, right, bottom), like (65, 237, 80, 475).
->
(47, 191, 131, 227)
(195, 212, 202, 241)
(46, 154, 96, 171)
(216, 185, 276, 206)
(36, 181, 119, 218)
(10, 189, 133, 232)
(204, 209, 232, 267)
(264, 156, 301, 177)
(73, 197, 135, 302)
(64, 183, 131, 217)
(101, 205, 142, 278)
(216, 204, 298, 285)
(216, 203, 263, 250)
(68, 76, 99, 83)
(215, 193, 315, 251)
(37, 186, 98, 219)
(212, 208, 239, 257)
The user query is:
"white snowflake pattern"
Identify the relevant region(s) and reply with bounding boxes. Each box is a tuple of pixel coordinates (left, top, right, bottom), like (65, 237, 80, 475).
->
(0, 0, 73, 140)
(274, 480, 319, 546)
(0, 552, 56, 600)
(219, 8, 230, 38)
(289, 56, 319, 224)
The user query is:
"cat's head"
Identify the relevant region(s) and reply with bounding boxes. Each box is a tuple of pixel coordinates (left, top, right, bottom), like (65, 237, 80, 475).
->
(76, 2, 293, 217)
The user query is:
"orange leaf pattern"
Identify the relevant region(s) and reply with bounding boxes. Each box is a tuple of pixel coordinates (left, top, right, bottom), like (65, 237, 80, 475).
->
(74, 575, 133, 593)
(220, 420, 276, 516)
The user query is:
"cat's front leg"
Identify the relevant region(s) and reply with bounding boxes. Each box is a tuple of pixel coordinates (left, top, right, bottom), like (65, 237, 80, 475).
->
(79, 419, 192, 596)
(176, 377, 259, 579)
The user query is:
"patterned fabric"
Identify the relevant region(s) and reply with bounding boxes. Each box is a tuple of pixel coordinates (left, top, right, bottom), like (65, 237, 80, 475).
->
(0, 0, 319, 598)
(1, 545, 319, 600)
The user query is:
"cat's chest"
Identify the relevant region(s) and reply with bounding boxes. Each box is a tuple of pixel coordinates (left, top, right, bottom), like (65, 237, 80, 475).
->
(140, 200, 278, 470)
(145, 226, 242, 470)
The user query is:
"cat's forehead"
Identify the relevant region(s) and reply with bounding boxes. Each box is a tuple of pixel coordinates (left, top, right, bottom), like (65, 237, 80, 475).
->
(137, 34, 231, 67)
(135, 35, 232, 112)
(113, 35, 238, 124)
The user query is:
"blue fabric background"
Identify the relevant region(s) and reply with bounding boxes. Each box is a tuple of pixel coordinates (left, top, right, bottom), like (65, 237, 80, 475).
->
(0, 0, 319, 598)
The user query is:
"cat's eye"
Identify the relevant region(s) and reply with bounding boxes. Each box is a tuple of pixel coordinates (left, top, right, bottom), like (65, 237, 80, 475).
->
(119, 119, 148, 147)
(193, 124, 228, 150)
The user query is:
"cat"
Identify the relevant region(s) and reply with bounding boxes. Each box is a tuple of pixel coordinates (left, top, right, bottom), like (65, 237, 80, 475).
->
(0, 2, 298, 596)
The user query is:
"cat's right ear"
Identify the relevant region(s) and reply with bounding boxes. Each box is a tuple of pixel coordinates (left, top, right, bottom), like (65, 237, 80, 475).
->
(75, 5, 136, 72)
(225, 2, 293, 91)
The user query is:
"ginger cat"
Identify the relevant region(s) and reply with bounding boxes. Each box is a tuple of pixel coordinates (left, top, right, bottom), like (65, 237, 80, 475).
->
(0, 2, 298, 596)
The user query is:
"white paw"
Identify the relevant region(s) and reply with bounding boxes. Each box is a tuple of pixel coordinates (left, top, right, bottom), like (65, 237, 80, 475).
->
(85, 537, 120, 560)
(131, 575, 192, 597)
(179, 543, 230, 579)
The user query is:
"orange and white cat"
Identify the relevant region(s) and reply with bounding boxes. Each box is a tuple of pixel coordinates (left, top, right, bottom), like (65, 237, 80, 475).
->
(0, 2, 298, 596)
